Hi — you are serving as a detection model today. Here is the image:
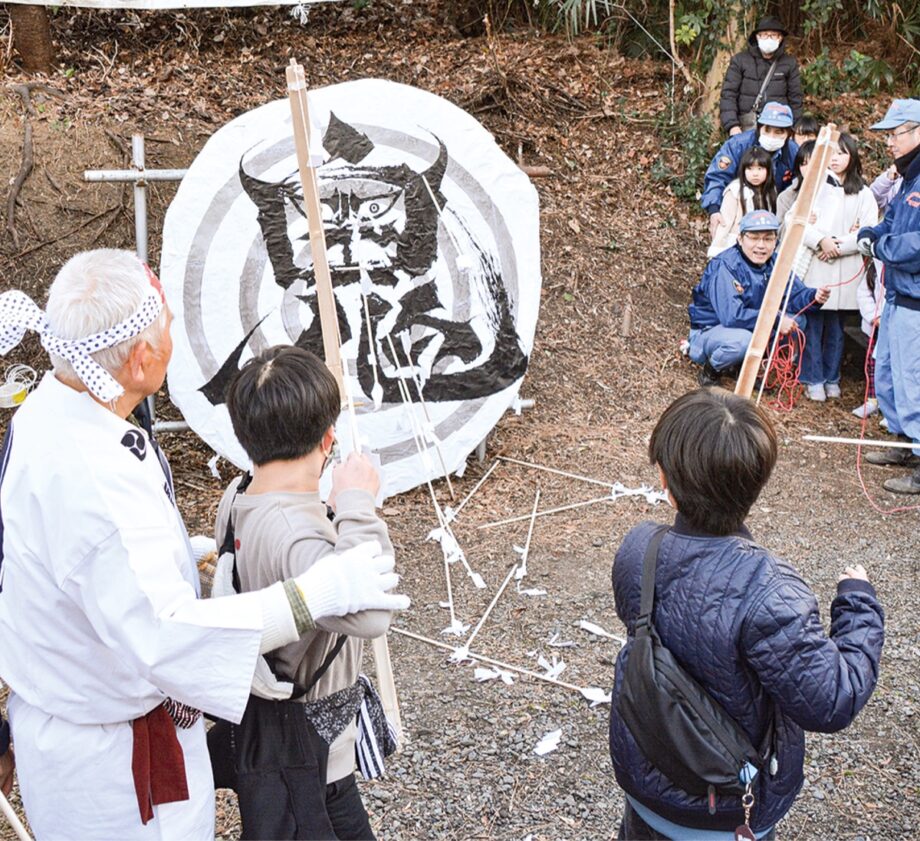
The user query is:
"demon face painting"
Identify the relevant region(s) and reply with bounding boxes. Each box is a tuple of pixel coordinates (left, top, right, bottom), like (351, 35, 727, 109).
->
(199, 113, 528, 408)
(161, 80, 540, 495)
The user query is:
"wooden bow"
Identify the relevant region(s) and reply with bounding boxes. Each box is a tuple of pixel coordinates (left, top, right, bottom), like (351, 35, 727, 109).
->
(286, 59, 403, 745)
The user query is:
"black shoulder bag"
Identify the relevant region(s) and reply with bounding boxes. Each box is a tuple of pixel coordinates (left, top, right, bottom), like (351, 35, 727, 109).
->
(206, 474, 347, 840)
(617, 527, 775, 803)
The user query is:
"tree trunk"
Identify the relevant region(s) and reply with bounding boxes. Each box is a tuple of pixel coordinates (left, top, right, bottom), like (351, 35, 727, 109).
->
(695, 3, 750, 127)
(8, 4, 55, 74)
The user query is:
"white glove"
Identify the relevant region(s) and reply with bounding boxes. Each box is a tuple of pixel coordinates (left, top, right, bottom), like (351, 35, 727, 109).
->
(189, 535, 218, 564)
(211, 552, 236, 598)
(294, 540, 410, 621)
(857, 237, 875, 258)
(250, 656, 295, 700)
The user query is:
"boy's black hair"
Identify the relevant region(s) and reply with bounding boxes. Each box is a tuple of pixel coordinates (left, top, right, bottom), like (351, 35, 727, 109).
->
(649, 388, 778, 536)
(836, 132, 865, 196)
(226, 345, 341, 466)
(791, 140, 816, 191)
(794, 114, 819, 137)
(738, 146, 777, 214)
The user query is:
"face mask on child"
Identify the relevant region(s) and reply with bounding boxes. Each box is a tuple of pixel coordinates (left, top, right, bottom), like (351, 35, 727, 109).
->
(759, 132, 785, 152)
(757, 36, 781, 54)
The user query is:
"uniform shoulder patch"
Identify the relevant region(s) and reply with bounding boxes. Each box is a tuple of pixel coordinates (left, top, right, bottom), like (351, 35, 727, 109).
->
(732, 279, 745, 294)
(906, 191, 920, 208)
(718, 156, 732, 170)
(121, 429, 147, 461)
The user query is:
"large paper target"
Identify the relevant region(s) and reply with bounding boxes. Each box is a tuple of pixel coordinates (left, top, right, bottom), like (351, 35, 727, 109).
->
(161, 78, 541, 497)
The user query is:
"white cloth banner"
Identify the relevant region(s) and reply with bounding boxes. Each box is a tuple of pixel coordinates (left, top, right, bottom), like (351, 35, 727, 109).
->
(161, 79, 541, 498)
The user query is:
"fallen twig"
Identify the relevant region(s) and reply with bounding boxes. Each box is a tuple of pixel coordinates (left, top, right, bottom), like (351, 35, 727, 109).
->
(5, 83, 65, 249)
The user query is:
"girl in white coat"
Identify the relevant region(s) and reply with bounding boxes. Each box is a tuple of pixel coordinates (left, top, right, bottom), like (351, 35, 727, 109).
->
(791, 133, 878, 401)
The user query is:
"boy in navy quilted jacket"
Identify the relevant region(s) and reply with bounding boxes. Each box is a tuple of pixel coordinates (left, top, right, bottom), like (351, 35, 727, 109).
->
(609, 389, 884, 840)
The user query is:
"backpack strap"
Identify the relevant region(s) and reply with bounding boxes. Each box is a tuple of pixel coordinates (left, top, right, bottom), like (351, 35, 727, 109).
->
(635, 525, 670, 637)
(289, 634, 349, 701)
(219, 473, 253, 595)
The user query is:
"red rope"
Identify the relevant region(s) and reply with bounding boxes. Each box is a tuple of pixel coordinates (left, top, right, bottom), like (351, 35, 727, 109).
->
(850, 265, 920, 514)
(760, 258, 869, 413)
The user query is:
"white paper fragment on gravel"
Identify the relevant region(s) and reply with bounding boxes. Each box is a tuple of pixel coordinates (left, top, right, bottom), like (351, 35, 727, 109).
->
(578, 619, 626, 645)
(474, 666, 515, 685)
(537, 654, 566, 680)
(470, 572, 487, 589)
(534, 729, 562, 756)
(580, 686, 612, 707)
(547, 632, 577, 648)
(517, 582, 547, 597)
(207, 453, 221, 480)
(609, 482, 669, 505)
(441, 620, 470, 636)
(449, 646, 471, 663)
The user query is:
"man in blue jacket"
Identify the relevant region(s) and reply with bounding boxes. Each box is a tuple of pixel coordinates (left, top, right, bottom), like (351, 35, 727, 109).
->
(609, 388, 885, 839)
(702, 102, 798, 241)
(688, 210, 829, 386)
(857, 99, 920, 494)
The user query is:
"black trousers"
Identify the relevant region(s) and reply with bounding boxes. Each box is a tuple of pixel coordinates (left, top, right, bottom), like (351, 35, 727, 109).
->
(326, 773, 376, 840)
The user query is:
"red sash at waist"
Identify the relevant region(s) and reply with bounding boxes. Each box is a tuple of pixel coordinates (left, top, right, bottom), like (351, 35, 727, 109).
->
(131, 703, 190, 825)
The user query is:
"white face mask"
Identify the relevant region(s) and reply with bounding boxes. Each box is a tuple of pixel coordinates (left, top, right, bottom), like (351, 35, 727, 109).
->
(758, 36, 781, 54)
(759, 132, 785, 152)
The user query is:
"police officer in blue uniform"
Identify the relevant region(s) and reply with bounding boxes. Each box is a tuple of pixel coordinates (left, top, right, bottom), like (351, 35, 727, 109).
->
(702, 103, 799, 242)
(858, 99, 920, 494)
(688, 210, 829, 386)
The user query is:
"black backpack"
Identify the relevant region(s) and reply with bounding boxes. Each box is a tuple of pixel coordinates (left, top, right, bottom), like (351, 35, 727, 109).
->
(617, 527, 776, 800)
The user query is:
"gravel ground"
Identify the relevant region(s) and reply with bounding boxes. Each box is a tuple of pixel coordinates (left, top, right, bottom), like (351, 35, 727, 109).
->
(1, 4, 918, 838)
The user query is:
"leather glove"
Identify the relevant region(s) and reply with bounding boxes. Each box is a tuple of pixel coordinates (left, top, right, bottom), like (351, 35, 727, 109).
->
(857, 237, 875, 258)
(294, 541, 410, 621)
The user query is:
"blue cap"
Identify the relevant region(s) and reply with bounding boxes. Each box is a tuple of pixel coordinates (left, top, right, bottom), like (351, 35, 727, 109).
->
(870, 99, 920, 130)
(740, 210, 780, 233)
(758, 102, 794, 128)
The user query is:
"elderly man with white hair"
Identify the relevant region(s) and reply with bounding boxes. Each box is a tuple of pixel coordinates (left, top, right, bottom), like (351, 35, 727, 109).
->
(0, 248, 409, 839)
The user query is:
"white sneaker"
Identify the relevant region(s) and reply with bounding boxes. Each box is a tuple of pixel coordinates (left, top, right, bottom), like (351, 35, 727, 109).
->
(851, 398, 879, 418)
(825, 383, 841, 399)
(805, 383, 826, 402)
(880, 417, 889, 430)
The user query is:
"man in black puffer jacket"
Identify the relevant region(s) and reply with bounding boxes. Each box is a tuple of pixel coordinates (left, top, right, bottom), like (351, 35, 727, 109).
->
(720, 16, 803, 136)
(609, 389, 884, 839)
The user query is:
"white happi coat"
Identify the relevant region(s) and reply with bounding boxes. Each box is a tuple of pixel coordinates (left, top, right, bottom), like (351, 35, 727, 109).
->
(0, 374, 265, 840)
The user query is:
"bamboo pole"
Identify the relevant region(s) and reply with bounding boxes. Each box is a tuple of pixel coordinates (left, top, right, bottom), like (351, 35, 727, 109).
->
(0, 790, 31, 841)
(286, 60, 344, 398)
(286, 59, 402, 743)
(804, 435, 919, 449)
(734, 124, 839, 399)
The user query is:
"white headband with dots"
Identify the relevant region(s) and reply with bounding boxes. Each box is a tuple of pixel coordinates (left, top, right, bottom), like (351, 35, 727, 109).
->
(0, 285, 164, 403)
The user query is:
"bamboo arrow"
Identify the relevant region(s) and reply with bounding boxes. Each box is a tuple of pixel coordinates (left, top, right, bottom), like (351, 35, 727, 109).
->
(286, 59, 403, 745)
(735, 123, 839, 399)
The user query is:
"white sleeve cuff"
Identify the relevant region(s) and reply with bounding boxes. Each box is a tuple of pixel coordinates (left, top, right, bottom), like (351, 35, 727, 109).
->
(259, 581, 299, 654)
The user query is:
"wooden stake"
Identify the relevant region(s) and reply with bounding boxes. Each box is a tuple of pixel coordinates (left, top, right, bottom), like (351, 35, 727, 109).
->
(734, 124, 839, 399)
(478, 494, 613, 529)
(286, 59, 401, 743)
(497, 456, 617, 489)
(464, 564, 518, 650)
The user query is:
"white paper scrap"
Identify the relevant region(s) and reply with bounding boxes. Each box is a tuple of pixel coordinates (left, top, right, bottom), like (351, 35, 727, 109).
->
(578, 620, 626, 645)
(547, 632, 576, 648)
(517, 585, 547, 597)
(474, 666, 515, 685)
(470, 572, 487, 590)
(580, 686, 612, 707)
(534, 729, 562, 756)
(537, 654, 566, 680)
(207, 453, 221, 480)
(449, 646, 471, 663)
(441, 620, 470, 636)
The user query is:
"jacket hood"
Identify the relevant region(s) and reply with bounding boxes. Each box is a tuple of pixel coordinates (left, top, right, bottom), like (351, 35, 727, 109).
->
(748, 16, 789, 46)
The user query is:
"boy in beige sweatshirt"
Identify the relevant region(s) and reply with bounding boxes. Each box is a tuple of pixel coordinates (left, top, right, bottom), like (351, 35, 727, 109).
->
(216, 345, 392, 839)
